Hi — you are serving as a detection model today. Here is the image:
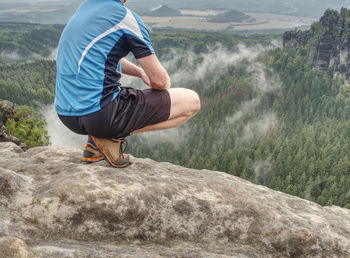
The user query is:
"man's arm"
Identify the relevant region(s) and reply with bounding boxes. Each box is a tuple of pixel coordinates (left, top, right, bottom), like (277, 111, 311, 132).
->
(120, 58, 151, 86)
(137, 54, 171, 90)
(120, 58, 143, 77)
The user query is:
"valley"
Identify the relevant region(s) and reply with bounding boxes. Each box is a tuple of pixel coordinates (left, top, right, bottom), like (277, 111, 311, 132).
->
(143, 11, 315, 33)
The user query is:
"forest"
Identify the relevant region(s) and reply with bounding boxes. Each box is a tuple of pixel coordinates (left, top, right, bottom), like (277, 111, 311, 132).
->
(0, 23, 63, 61)
(1, 16, 350, 209)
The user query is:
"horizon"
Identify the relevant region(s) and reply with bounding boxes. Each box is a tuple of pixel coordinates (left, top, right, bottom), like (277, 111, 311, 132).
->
(1, 0, 348, 33)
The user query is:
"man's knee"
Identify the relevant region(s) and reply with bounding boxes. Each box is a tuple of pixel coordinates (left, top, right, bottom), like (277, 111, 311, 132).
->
(168, 88, 201, 118)
(190, 90, 201, 115)
(179, 89, 200, 117)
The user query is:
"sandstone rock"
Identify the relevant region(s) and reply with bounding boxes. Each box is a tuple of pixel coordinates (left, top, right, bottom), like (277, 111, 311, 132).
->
(0, 168, 27, 201)
(312, 32, 332, 71)
(0, 100, 27, 150)
(0, 100, 16, 124)
(0, 142, 350, 257)
(283, 9, 350, 84)
(0, 237, 36, 258)
(283, 30, 311, 49)
(0, 125, 26, 150)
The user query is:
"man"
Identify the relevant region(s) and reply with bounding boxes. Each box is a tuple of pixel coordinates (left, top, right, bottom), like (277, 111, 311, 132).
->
(55, 0, 200, 168)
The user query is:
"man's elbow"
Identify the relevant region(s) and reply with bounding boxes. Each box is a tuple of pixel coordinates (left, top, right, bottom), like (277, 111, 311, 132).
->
(151, 75, 170, 90)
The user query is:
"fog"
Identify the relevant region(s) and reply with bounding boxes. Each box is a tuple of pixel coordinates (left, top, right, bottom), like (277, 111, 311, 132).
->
(48, 48, 58, 60)
(224, 61, 282, 144)
(43, 105, 87, 148)
(165, 45, 263, 85)
(0, 51, 26, 62)
(253, 158, 272, 182)
(241, 113, 279, 142)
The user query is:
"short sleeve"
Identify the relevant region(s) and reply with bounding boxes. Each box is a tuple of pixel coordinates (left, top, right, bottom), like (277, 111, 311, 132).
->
(125, 10, 155, 59)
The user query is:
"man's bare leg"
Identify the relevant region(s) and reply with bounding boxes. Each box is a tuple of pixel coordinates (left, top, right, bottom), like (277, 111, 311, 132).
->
(131, 88, 200, 135)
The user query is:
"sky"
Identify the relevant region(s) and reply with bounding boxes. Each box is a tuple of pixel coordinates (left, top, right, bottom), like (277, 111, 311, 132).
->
(0, 0, 349, 24)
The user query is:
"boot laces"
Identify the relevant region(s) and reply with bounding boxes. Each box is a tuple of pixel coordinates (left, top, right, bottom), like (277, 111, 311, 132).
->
(119, 138, 128, 156)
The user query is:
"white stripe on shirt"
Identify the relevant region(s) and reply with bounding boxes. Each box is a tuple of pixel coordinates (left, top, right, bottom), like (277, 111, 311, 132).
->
(77, 8, 144, 74)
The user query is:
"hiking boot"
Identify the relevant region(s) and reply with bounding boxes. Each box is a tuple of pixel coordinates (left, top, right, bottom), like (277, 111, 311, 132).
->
(82, 143, 104, 163)
(90, 136, 130, 168)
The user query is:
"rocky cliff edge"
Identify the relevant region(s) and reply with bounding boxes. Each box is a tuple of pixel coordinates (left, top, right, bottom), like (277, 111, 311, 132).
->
(0, 142, 350, 257)
(284, 9, 350, 83)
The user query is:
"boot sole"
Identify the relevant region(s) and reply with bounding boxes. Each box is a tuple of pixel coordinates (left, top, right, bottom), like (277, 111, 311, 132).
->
(82, 156, 104, 163)
(90, 136, 130, 168)
(82, 145, 104, 163)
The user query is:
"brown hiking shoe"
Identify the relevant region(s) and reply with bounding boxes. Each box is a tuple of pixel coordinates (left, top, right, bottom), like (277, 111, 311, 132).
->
(82, 143, 104, 163)
(90, 136, 130, 168)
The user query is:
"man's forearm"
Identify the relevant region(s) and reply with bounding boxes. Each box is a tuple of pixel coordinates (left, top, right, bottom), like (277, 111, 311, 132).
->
(137, 54, 171, 90)
(120, 58, 143, 78)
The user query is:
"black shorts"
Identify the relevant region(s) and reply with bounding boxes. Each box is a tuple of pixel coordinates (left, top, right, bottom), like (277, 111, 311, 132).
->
(58, 87, 171, 139)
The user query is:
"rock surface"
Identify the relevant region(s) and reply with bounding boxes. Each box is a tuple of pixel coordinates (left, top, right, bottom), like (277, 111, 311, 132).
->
(283, 30, 311, 49)
(0, 100, 16, 124)
(0, 100, 26, 150)
(0, 142, 350, 257)
(0, 126, 26, 150)
(283, 9, 350, 83)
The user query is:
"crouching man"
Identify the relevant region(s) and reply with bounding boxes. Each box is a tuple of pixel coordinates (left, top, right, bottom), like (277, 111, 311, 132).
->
(55, 0, 200, 167)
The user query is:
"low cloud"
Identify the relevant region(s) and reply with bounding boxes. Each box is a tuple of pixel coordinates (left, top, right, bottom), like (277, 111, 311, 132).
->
(123, 43, 276, 88)
(136, 126, 188, 147)
(248, 62, 282, 94)
(0, 51, 26, 61)
(240, 113, 279, 142)
(253, 158, 272, 183)
(48, 47, 58, 60)
(225, 60, 282, 143)
(1, 47, 58, 62)
(43, 105, 86, 148)
(225, 99, 260, 125)
(162, 44, 268, 86)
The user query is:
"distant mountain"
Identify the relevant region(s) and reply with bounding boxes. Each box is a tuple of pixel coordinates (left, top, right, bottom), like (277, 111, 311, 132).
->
(207, 9, 255, 23)
(146, 5, 182, 17)
(128, 0, 350, 19)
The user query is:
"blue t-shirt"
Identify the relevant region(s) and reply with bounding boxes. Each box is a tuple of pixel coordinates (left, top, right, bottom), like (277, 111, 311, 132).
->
(55, 0, 154, 116)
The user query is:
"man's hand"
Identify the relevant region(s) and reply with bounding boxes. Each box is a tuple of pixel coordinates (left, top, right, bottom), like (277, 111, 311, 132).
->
(140, 70, 151, 87)
(120, 58, 158, 88)
(120, 56, 170, 90)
